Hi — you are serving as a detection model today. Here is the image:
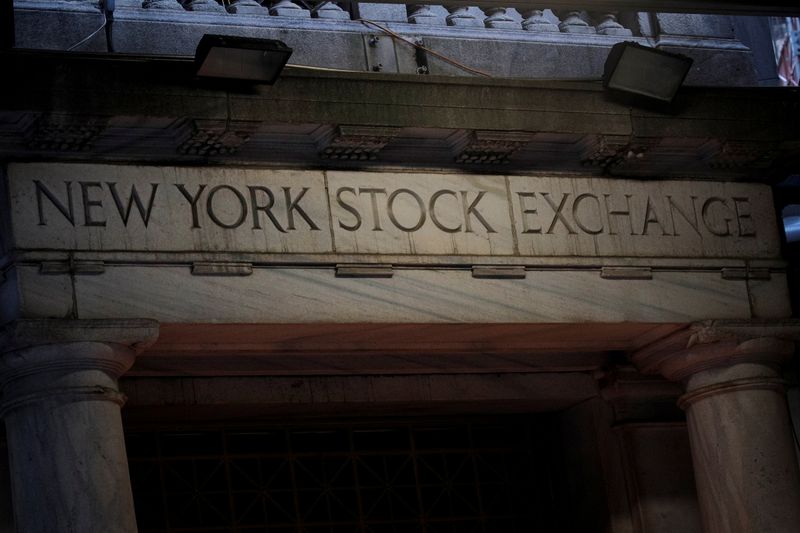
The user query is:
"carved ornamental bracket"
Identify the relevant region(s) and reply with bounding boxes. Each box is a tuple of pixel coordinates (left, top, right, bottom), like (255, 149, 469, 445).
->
(630, 319, 800, 382)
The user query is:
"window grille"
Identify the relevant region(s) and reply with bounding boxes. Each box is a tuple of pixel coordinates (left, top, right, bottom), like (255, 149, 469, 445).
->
(127, 417, 560, 533)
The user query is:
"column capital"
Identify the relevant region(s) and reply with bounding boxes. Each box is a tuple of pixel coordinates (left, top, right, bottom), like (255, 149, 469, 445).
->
(631, 319, 800, 381)
(0, 319, 159, 415)
(1, 318, 159, 354)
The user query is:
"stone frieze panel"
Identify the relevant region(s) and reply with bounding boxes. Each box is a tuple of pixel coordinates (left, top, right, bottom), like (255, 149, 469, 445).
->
(4, 163, 780, 260)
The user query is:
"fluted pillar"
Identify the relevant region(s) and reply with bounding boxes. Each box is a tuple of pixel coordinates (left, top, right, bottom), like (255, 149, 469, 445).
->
(0, 319, 159, 533)
(633, 321, 800, 533)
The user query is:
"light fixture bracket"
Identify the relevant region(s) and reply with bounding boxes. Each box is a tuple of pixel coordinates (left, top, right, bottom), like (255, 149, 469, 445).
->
(195, 34, 293, 84)
(603, 41, 693, 108)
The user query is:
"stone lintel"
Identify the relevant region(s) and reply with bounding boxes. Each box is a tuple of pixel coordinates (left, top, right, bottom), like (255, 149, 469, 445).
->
(631, 319, 800, 381)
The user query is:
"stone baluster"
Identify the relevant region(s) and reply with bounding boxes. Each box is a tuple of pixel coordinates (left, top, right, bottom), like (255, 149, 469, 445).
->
(269, 0, 310, 17)
(407, 5, 440, 25)
(183, 0, 227, 11)
(521, 9, 558, 32)
(445, 5, 482, 27)
(115, 0, 143, 9)
(590, 12, 632, 36)
(141, 0, 183, 9)
(0, 319, 159, 533)
(313, 1, 349, 19)
(227, 0, 269, 15)
(482, 7, 518, 29)
(554, 10, 595, 33)
(632, 321, 800, 533)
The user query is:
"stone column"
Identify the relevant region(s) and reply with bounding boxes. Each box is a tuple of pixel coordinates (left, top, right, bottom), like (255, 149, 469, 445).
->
(0, 319, 159, 533)
(633, 320, 800, 533)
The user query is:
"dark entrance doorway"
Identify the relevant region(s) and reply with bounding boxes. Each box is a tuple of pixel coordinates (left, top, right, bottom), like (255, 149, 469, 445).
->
(126, 416, 563, 533)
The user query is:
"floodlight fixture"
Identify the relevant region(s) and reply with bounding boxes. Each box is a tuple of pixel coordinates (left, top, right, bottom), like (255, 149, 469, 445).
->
(603, 41, 693, 107)
(195, 34, 293, 84)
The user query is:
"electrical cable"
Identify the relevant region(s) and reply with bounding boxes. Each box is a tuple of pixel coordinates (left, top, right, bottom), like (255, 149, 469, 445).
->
(356, 18, 492, 78)
(285, 63, 363, 73)
(67, 11, 106, 51)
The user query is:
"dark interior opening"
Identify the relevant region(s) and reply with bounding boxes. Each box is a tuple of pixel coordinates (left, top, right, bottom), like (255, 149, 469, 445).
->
(126, 415, 567, 533)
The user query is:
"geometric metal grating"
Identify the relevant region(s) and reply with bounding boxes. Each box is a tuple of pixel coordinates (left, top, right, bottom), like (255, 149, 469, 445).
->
(126, 417, 559, 532)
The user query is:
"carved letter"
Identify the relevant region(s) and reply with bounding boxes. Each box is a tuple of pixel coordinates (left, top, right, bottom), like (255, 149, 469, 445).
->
(732, 197, 756, 237)
(34, 180, 74, 226)
(572, 194, 603, 235)
(359, 188, 387, 231)
(79, 181, 106, 227)
(541, 193, 577, 235)
(283, 187, 320, 231)
(666, 195, 700, 237)
(175, 184, 207, 229)
(108, 182, 159, 227)
(429, 190, 461, 233)
(207, 185, 247, 229)
(603, 194, 637, 236)
(387, 188, 426, 232)
(517, 192, 541, 234)
(336, 187, 362, 231)
(701, 197, 733, 237)
(461, 191, 496, 234)
(248, 186, 286, 233)
(641, 196, 670, 236)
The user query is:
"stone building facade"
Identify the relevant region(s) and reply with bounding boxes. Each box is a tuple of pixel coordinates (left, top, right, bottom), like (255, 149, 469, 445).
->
(1, 2, 800, 532)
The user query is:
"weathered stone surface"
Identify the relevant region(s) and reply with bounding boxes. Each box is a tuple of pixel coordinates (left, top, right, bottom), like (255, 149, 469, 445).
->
(71, 268, 751, 323)
(507, 176, 779, 259)
(8, 164, 333, 254)
(6, 164, 781, 260)
(0, 320, 158, 533)
(327, 171, 514, 255)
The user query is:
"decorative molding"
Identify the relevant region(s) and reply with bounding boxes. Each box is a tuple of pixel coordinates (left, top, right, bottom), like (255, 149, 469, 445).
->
(580, 135, 656, 171)
(706, 140, 779, 170)
(0, 319, 160, 355)
(25, 115, 105, 152)
(631, 320, 800, 381)
(318, 125, 399, 161)
(453, 131, 534, 164)
(177, 120, 256, 157)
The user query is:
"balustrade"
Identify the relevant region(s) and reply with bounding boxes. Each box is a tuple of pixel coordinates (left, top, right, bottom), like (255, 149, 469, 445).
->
(183, 0, 227, 11)
(124, 0, 638, 39)
(407, 4, 442, 24)
(522, 9, 559, 32)
(482, 6, 518, 29)
(445, 5, 482, 27)
(227, 0, 269, 14)
(269, 0, 310, 16)
(314, 1, 350, 19)
(554, 9, 595, 33)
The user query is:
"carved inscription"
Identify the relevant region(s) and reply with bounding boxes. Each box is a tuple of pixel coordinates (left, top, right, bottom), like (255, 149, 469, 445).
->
(7, 164, 780, 258)
(327, 172, 512, 255)
(513, 192, 755, 238)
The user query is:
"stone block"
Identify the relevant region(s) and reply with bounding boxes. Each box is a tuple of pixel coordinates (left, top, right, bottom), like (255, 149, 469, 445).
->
(4, 265, 75, 321)
(747, 274, 793, 319)
(655, 13, 735, 38)
(71, 265, 752, 323)
(7, 164, 782, 260)
(657, 44, 758, 86)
